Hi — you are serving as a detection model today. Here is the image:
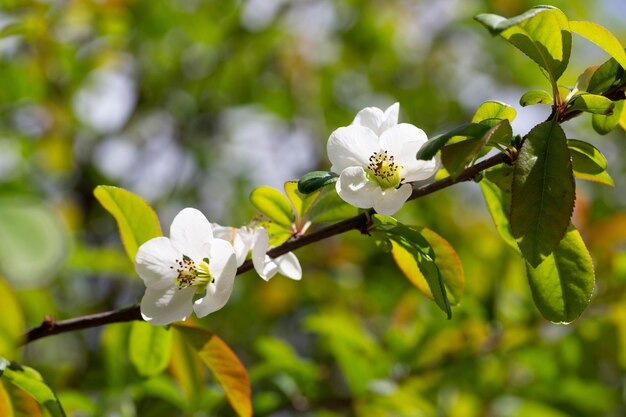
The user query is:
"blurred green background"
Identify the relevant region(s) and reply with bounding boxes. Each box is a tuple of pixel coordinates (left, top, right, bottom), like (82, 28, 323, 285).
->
(1, 0, 626, 415)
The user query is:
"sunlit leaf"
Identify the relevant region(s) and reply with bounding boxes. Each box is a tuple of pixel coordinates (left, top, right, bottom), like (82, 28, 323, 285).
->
(475, 6, 571, 83)
(308, 188, 359, 223)
(511, 120, 575, 267)
(2, 363, 65, 417)
(0, 380, 12, 417)
(592, 100, 624, 135)
(284, 181, 320, 222)
(129, 321, 173, 378)
(297, 171, 338, 194)
(568, 139, 613, 186)
(417, 123, 491, 160)
(569, 21, 626, 71)
(520, 89, 553, 106)
(93, 186, 162, 262)
(175, 326, 251, 417)
(576, 65, 598, 91)
(249, 186, 294, 228)
(587, 52, 626, 94)
(568, 93, 614, 115)
(480, 165, 521, 252)
(471, 101, 517, 124)
(526, 226, 594, 323)
(2, 379, 43, 417)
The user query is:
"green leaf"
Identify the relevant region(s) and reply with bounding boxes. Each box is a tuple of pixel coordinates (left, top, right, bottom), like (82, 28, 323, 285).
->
(520, 89, 553, 106)
(568, 93, 614, 115)
(93, 186, 162, 262)
(471, 101, 517, 124)
(308, 188, 359, 224)
(249, 186, 294, 228)
(569, 21, 626, 71)
(568, 139, 613, 186)
(284, 181, 320, 222)
(592, 100, 624, 135)
(420, 228, 464, 305)
(0, 381, 12, 417)
(377, 220, 451, 318)
(475, 6, 571, 84)
(175, 326, 251, 417)
(129, 321, 173, 378)
(587, 53, 626, 94)
(480, 165, 520, 252)
(417, 123, 491, 160)
(0, 197, 67, 286)
(297, 171, 338, 194)
(2, 364, 66, 417)
(441, 120, 513, 178)
(511, 121, 575, 268)
(526, 226, 594, 323)
(0, 277, 24, 358)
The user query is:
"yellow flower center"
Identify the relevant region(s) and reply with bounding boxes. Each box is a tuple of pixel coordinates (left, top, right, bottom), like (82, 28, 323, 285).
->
(367, 150, 402, 190)
(173, 255, 213, 292)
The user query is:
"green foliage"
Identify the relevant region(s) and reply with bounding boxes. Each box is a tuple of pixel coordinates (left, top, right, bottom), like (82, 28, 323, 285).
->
(129, 322, 173, 378)
(587, 51, 626, 94)
(0, 359, 66, 417)
(249, 186, 295, 229)
(569, 20, 626, 70)
(93, 186, 163, 262)
(297, 171, 338, 194)
(567, 93, 615, 115)
(526, 226, 595, 323)
(471, 100, 517, 126)
(417, 123, 491, 160)
(592, 100, 624, 134)
(510, 120, 575, 268)
(520, 89, 553, 106)
(568, 139, 614, 186)
(480, 165, 520, 252)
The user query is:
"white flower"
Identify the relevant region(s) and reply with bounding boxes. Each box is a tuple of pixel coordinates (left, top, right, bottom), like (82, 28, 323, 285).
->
(327, 103, 438, 216)
(212, 224, 256, 267)
(251, 228, 301, 281)
(135, 208, 237, 325)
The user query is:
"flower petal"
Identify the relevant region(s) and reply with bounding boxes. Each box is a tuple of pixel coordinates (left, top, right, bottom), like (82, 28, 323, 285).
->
(251, 228, 270, 275)
(352, 106, 385, 133)
(276, 252, 302, 280)
(327, 125, 379, 173)
(170, 208, 213, 260)
(336, 166, 379, 209)
(402, 156, 440, 182)
(193, 238, 237, 318)
(135, 237, 180, 290)
(379, 123, 427, 159)
(381, 102, 400, 132)
(140, 285, 195, 325)
(373, 183, 412, 216)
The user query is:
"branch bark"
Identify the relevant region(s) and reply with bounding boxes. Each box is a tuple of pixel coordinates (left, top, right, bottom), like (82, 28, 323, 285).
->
(22, 150, 514, 345)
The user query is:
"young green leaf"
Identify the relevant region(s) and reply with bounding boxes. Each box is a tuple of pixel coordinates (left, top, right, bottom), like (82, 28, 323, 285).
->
(592, 100, 624, 135)
(175, 326, 251, 417)
(420, 228, 464, 305)
(520, 89, 553, 106)
(380, 223, 451, 318)
(249, 186, 294, 228)
(284, 181, 320, 222)
(480, 165, 520, 253)
(511, 120, 575, 268)
(568, 94, 615, 115)
(475, 6, 572, 84)
(526, 226, 594, 323)
(587, 53, 626, 94)
(2, 363, 66, 417)
(568, 139, 613, 186)
(569, 21, 626, 71)
(417, 123, 491, 160)
(471, 101, 517, 124)
(93, 186, 162, 262)
(307, 188, 359, 224)
(297, 171, 338, 194)
(129, 321, 174, 378)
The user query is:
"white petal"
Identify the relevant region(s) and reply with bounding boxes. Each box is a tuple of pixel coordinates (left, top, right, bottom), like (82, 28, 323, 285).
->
(170, 208, 213, 260)
(380, 123, 427, 159)
(135, 237, 180, 290)
(276, 252, 302, 280)
(327, 125, 379, 173)
(336, 166, 379, 209)
(402, 157, 440, 182)
(251, 228, 270, 276)
(381, 102, 400, 132)
(193, 240, 237, 317)
(373, 183, 413, 216)
(352, 106, 385, 133)
(257, 259, 280, 282)
(140, 286, 195, 325)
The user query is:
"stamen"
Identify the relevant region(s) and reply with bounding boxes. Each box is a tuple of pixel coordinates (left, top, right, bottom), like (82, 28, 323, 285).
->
(366, 150, 402, 189)
(174, 254, 213, 290)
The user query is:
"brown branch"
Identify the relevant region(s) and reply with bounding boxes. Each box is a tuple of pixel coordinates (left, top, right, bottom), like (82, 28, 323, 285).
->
(21, 151, 515, 346)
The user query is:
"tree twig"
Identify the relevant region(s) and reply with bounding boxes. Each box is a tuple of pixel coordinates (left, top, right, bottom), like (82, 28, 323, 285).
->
(21, 150, 514, 346)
